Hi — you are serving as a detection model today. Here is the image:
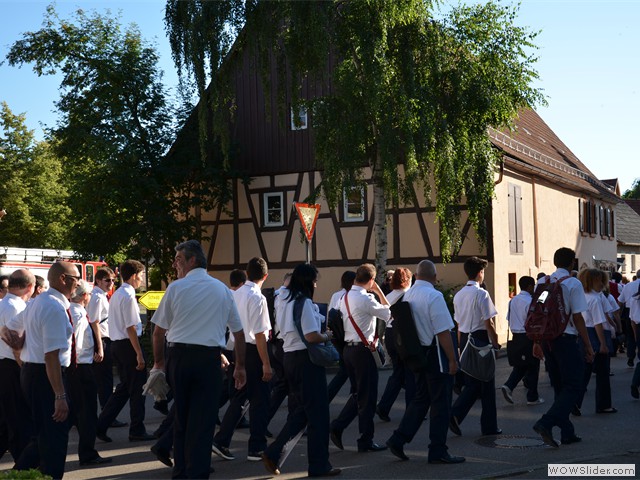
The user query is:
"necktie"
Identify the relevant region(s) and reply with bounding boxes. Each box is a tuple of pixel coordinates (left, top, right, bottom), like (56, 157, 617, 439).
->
(67, 309, 77, 369)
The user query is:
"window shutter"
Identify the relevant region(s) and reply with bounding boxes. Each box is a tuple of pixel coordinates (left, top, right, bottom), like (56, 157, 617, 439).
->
(508, 184, 523, 254)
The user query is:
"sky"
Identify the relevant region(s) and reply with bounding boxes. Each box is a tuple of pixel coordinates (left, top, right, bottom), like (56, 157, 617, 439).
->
(0, 0, 638, 194)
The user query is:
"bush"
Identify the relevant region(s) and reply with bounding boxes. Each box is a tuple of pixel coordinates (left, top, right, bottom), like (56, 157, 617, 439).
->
(0, 469, 52, 479)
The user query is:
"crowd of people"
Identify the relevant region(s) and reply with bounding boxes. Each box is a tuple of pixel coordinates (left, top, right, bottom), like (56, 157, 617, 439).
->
(0, 242, 639, 479)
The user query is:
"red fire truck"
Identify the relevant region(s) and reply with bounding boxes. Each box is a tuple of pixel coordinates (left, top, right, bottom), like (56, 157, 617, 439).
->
(0, 246, 108, 287)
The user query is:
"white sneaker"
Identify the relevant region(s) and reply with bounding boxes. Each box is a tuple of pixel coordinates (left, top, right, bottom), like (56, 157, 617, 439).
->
(527, 398, 545, 406)
(501, 385, 514, 404)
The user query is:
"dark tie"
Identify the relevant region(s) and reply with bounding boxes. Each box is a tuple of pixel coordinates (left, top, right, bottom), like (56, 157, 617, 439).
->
(66, 309, 77, 369)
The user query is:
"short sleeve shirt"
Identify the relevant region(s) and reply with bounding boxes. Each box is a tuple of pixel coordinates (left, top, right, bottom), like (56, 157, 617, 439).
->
(86, 285, 109, 338)
(281, 297, 323, 352)
(233, 281, 271, 345)
(340, 285, 391, 343)
(108, 283, 141, 340)
(538, 269, 587, 335)
(0, 293, 27, 360)
(583, 292, 607, 328)
(507, 291, 532, 333)
(70, 302, 94, 364)
(403, 280, 454, 346)
(618, 279, 640, 323)
(454, 282, 498, 333)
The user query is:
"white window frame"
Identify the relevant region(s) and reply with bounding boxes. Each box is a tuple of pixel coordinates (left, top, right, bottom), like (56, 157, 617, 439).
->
(343, 187, 365, 222)
(263, 192, 284, 227)
(290, 105, 308, 130)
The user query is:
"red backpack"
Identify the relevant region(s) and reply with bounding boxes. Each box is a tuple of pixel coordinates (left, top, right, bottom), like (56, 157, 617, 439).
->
(525, 276, 571, 342)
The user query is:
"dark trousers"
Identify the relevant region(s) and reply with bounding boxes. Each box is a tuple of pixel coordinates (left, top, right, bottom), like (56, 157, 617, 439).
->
(167, 345, 221, 479)
(389, 346, 452, 460)
(504, 334, 541, 402)
(96, 338, 147, 436)
(625, 320, 640, 361)
(451, 331, 497, 434)
(0, 358, 33, 462)
(93, 337, 114, 409)
(377, 327, 416, 417)
(67, 364, 100, 462)
(267, 339, 290, 423)
(264, 350, 332, 476)
(537, 334, 583, 440)
(331, 344, 378, 448)
(577, 329, 612, 411)
(18, 363, 69, 480)
(327, 357, 349, 403)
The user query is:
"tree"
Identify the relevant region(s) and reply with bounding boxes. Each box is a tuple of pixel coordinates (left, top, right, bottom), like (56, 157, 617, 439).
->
(165, 0, 545, 275)
(623, 178, 640, 199)
(0, 102, 71, 247)
(5, 6, 222, 280)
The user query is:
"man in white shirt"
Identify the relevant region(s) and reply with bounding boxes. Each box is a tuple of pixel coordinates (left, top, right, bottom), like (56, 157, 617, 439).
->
(450, 256, 501, 437)
(620, 269, 640, 397)
(501, 276, 544, 405)
(96, 260, 152, 443)
(386, 260, 464, 464)
(152, 240, 246, 478)
(6, 261, 77, 479)
(213, 257, 272, 462)
(0, 269, 35, 465)
(532, 247, 594, 448)
(330, 263, 391, 453)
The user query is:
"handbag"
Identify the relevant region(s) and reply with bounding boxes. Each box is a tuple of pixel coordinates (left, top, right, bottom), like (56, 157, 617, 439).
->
(292, 296, 339, 367)
(459, 335, 495, 382)
(389, 298, 429, 373)
(344, 293, 387, 368)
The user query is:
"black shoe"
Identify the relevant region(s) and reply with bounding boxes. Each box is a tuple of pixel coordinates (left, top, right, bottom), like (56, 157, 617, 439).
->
(561, 435, 582, 445)
(261, 453, 280, 475)
(150, 445, 173, 467)
(212, 443, 235, 461)
(632, 385, 639, 399)
(386, 440, 409, 461)
(533, 422, 559, 448)
(309, 468, 342, 477)
(110, 419, 128, 428)
(571, 405, 581, 416)
(79, 455, 112, 467)
(376, 406, 390, 422)
(357, 442, 387, 453)
(330, 429, 344, 450)
(247, 451, 264, 462)
(448, 416, 461, 436)
(129, 433, 156, 442)
(628, 358, 634, 367)
(482, 429, 502, 436)
(596, 407, 618, 413)
(96, 431, 112, 443)
(428, 453, 466, 464)
(153, 400, 169, 416)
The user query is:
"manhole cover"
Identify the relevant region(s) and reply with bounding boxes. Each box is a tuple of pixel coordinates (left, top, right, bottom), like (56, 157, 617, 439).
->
(476, 435, 546, 449)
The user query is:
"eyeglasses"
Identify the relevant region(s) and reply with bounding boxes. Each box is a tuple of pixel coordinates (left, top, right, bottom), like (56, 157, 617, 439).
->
(63, 274, 81, 282)
(102, 278, 115, 283)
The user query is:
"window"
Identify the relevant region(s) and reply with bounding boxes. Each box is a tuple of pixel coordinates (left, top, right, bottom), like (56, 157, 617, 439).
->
(579, 199, 598, 235)
(85, 264, 95, 283)
(263, 192, 284, 227)
(343, 187, 365, 222)
(290, 105, 308, 130)
(508, 183, 524, 254)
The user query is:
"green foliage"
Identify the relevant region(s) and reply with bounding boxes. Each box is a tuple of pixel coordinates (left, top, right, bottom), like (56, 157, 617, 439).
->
(435, 281, 462, 317)
(0, 469, 52, 479)
(622, 178, 640, 199)
(0, 102, 71, 248)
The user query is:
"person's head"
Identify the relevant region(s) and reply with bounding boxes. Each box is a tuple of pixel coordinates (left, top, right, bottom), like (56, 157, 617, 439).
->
(8, 269, 36, 301)
(384, 270, 395, 284)
(571, 270, 578, 278)
(340, 270, 356, 292)
(518, 275, 536, 294)
(354, 263, 376, 289)
(48, 261, 82, 298)
(246, 257, 268, 283)
(553, 247, 576, 270)
(578, 268, 604, 293)
(71, 279, 91, 306)
(463, 257, 488, 282)
(536, 272, 547, 280)
(173, 240, 207, 279)
(32, 275, 46, 298)
(94, 267, 116, 293)
(0, 275, 9, 299)
(229, 269, 247, 290)
(120, 260, 145, 288)
(611, 271, 622, 283)
(391, 267, 413, 289)
(415, 260, 437, 283)
(636, 269, 640, 279)
(288, 263, 318, 301)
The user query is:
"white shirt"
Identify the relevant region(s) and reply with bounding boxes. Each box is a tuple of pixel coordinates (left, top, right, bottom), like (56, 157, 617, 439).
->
(537, 268, 587, 335)
(507, 291, 532, 333)
(153, 268, 242, 347)
(601, 293, 619, 333)
(280, 297, 323, 352)
(273, 286, 290, 337)
(328, 288, 346, 312)
(86, 285, 110, 339)
(454, 282, 498, 333)
(233, 281, 271, 345)
(583, 291, 607, 328)
(618, 278, 640, 323)
(0, 293, 27, 360)
(108, 283, 141, 340)
(340, 285, 391, 343)
(70, 302, 94, 364)
(8, 288, 71, 366)
(403, 280, 454, 346)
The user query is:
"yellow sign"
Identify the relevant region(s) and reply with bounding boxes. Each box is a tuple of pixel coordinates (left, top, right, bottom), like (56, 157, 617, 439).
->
(138, 290, 165, 310)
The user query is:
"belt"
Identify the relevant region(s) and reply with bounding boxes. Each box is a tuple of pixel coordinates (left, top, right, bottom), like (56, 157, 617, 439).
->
(168, 342, 221, 351)
(345, 341, 365, 347)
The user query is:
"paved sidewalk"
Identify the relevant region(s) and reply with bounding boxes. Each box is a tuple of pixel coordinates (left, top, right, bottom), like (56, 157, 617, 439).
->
(1, 353, 639, 479)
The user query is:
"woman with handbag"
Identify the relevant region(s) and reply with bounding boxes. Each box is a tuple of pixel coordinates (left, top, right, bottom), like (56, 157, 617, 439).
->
(261, 263, 341, 477)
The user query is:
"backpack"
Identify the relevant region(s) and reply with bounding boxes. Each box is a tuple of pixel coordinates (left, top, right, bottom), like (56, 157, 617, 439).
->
(389, 298, 429, 372)
(327, 307, 345, 353)
(524, 276, 571, 342)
